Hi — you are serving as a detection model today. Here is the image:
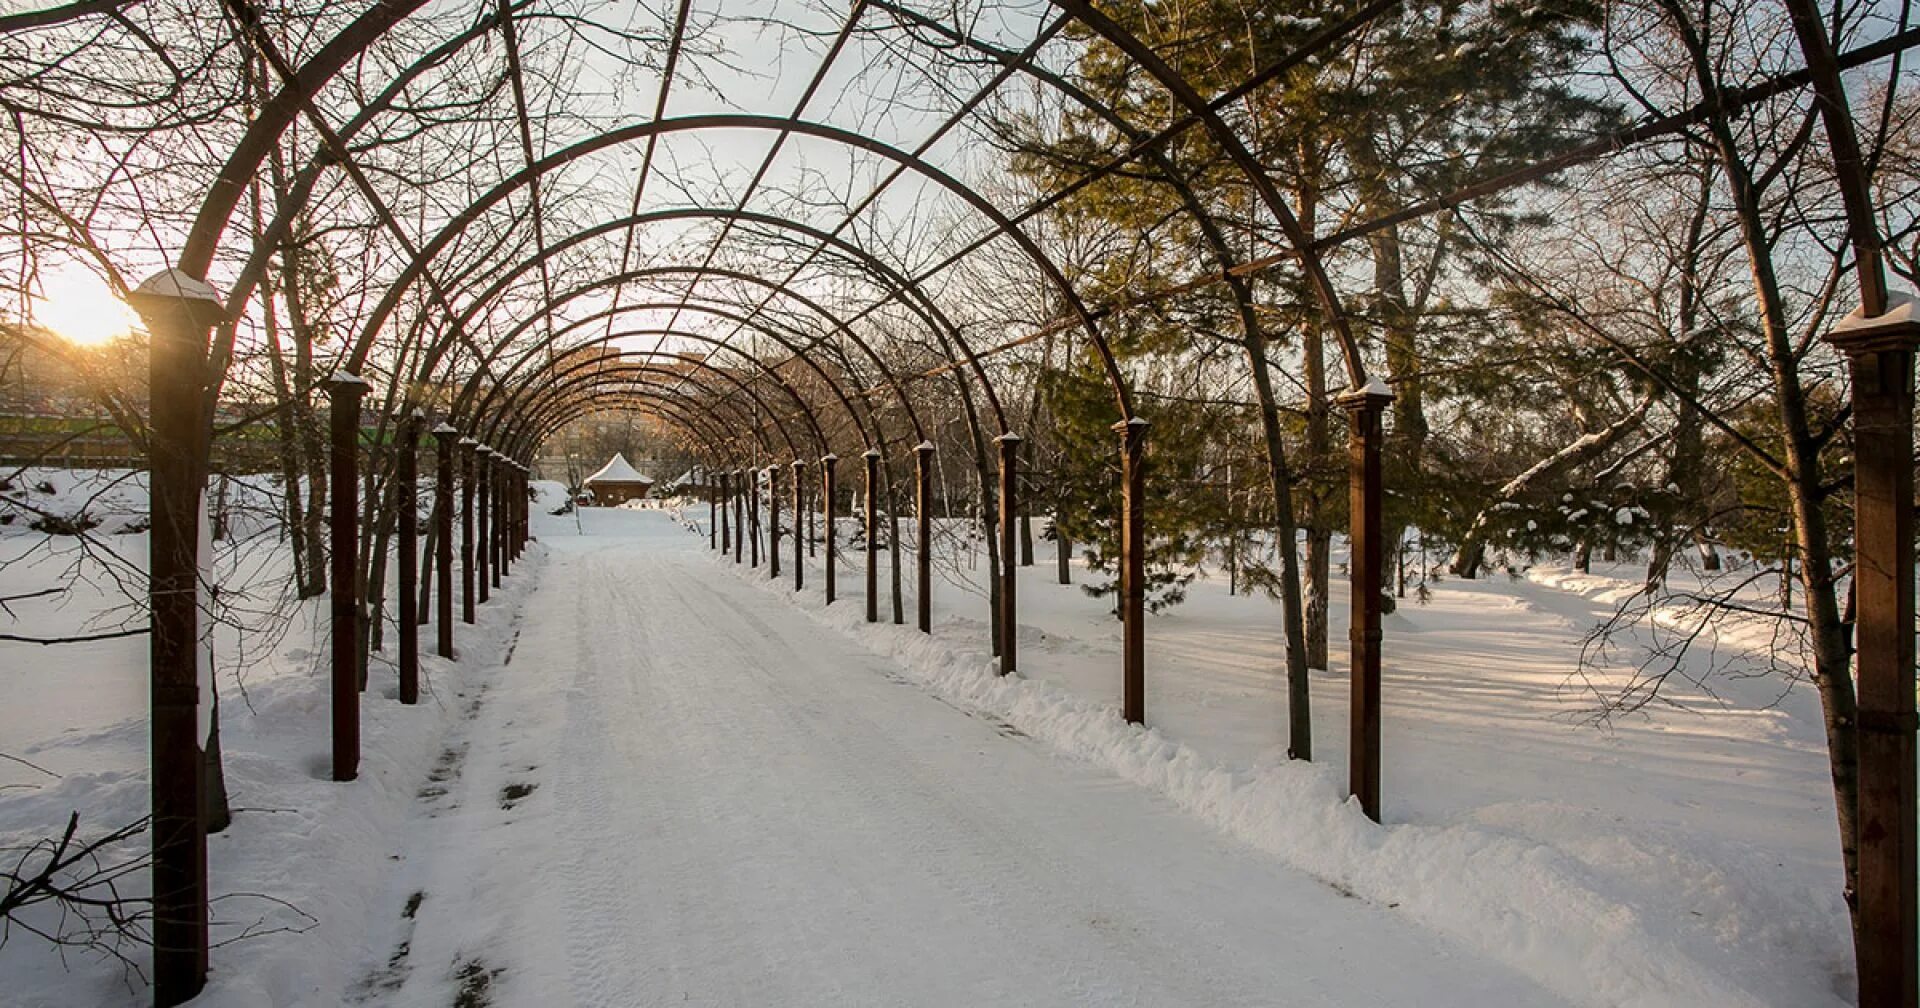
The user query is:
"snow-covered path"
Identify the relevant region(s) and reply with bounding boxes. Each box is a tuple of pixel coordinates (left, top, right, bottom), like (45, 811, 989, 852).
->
(360, 509, 1562, 1007)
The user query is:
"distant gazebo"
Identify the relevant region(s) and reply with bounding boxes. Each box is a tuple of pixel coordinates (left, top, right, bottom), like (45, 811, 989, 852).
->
(583, 453, 654, 505)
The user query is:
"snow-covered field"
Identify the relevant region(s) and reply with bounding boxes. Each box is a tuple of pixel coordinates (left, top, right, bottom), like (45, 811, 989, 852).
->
(680, 503, 1853, 1008)
(0, 475, 1856, 1006)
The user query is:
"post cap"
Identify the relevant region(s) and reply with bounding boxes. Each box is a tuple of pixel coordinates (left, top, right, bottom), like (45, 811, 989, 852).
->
(1827, 293, 1920, 354)
(863, 449, 881, 459)
(821, 453, 839, 462)
(127, 269, 227, 327)
(792, 458, 806, 468)
(322, 370, 369, 391)
(1335, 375, 1395, 407)
(432, 422, 460, 436)
(915, 440, 936, 453)
(458, 437, 478, 447)
(995, 431, 1022, 443)
(475, 444, 493, 455)
(1110, 416, 1151, 433)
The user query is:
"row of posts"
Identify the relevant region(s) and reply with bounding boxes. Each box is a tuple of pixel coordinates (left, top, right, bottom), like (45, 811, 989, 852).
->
(135, 276, 1916, 1007)
(137, 269, 539, 1007)
(322, 380, 533, 783)
(702, 411, 1384, 811)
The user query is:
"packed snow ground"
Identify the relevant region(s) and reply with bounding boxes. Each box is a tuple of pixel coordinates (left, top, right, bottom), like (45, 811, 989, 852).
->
(0, 481, 1855, 1006)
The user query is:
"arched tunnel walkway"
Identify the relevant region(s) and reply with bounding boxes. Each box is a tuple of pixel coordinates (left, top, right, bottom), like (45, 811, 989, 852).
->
(362, 505, 1560, 1007)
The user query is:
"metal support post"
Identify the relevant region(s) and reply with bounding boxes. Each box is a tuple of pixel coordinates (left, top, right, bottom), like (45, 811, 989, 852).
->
(397, 411, 420, 704)
(130, 271, 224, 1007)
(865, 449, 880, 623)
(792, 460, 806, 591)
(1828, 316, 1920, 1008)
(1116, 419, 1148, 724)
(915, 442, 934, 634)
(1338, 383, 1393, 822)
(822, 454, 839, 603)
(996, 433, 1019, 675)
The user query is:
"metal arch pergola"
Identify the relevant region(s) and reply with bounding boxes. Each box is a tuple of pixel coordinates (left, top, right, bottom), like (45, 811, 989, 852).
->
(58, 0, 1907, 1003)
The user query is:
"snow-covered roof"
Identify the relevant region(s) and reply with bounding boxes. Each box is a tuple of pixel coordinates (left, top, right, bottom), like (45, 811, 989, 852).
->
(584, 453, 653, 485)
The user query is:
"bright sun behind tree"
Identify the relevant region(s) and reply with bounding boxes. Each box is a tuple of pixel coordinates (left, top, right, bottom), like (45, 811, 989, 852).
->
(29, 265, 139, 347)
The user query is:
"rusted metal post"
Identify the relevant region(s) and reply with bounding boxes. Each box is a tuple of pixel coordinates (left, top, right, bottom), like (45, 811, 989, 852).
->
(1828, 315, 1920, 1008)
(474, 446, 491, 605)
(792, 459, 806, 591)
(1116, 418, 1148, 724)
(490, 455, 502, 580)
(517, 463, 529, 556)
(432, 425, 458, 658)
(734, 469, 746, 565)
(322, 373, 366, 781)
(1339, 382, 1393, 822)
(129, 271, 224, 1007)
(397, 411, 421, 705)
(915, 441, 934, 634)
(498, 458, 512, 577)
(723, 468, 734, 557)
(459, 438, 476, 625)
(822, 454, 839, 604)
(997, 433, 1020, 676)
(769, 465, 782, 580)
(749, 467, 761, 568)
(864, 449, 881, 623)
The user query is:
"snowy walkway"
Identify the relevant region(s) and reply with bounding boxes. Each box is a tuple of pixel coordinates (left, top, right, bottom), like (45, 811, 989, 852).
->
(357, 509, 1562, 1007)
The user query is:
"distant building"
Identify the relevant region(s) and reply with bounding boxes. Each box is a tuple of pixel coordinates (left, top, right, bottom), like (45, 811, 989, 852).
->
(583, 453, 654, 505)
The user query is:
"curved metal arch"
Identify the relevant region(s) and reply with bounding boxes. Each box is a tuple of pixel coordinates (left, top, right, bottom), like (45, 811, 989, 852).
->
(499, 373, 745, 464)
(463, 272, 903, 459)
(869, 5, 1283, 395)
(180, 3, 1380, 403)
(439, 211, 941, 441)
(507, 359, 800, 460)
(475, 334, 832, 456)
(451, 295, 870, 453)
(179, 0, 433, 277)
(508, 362, 798, 462)
(348, 114, 1136, 421)
(517, 379, 775, 469)
(448, 274, 889, 455)
(1053, 0, 1367, 384)
(398, 207, 1005, 437)
(520, 393, 746, 471)
(211, 1, 538, 326)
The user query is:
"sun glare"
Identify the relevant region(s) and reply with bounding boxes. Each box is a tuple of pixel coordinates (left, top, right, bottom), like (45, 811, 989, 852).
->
(30, 266, 139, 347)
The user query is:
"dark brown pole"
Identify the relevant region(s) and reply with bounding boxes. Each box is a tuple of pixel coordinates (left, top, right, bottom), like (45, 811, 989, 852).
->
(1828, 316, 1920, 1008)
(1116, 419, 1148, 724)
(487, 455, 503, 579)
(459, 438, 476, 625)
(723, 469, 733, 556)
(749, 467, 761, 568)
(997, 433, 1020, 676)
(709, 468, 719, 549)
(792, 460, 805, 591)
(433, 425, 457, 658)
(733, 469, 745, 565)
(323, 374, 366, 782)
(1339, 383, 1393, 822)
(915, 441, 934, 634)
(769, 465, 782, 580)
(823, 454, 839, 604)
(397, 411, 420, 705)
(130, 273, 223, 1007)
(865, 449, 881, 623)
(517, 463, 529, 556)
(499, 459, 513, 577)
(474, 446, 492, 605)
